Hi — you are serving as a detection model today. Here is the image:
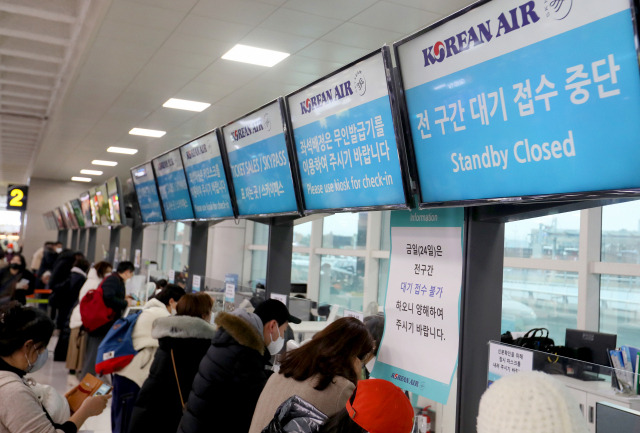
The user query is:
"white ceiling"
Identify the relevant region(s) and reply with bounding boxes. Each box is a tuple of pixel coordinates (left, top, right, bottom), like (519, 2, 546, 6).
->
(0, 0, 476, 188)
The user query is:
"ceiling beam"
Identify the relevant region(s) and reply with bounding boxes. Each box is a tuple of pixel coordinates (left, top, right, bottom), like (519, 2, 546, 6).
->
(0, 48, 64, 64)
(0, 28, 70, 47)
(0, 79, 53, 91)
(0, 91, 50, 102)
(0, 64, 57, 78)
(0, 2, 76, 24)
(1, 100, 47, 111)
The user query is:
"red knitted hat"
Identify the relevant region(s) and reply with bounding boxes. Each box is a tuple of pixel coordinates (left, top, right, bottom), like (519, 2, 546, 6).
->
(345, 379, 414, 433)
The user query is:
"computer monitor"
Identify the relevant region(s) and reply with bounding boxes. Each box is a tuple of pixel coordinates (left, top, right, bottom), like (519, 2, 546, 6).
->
(596, 402, 640, 432)
(565, 329, 617, 374)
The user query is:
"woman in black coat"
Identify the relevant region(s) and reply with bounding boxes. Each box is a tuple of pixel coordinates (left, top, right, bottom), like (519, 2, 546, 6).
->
(128, 293, 215, 433)
(0, 254, 35, 306)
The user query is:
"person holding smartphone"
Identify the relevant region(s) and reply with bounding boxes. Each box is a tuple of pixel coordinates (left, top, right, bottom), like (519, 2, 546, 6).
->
(0, 302, 110, 433)
(0, 254, 35, 306)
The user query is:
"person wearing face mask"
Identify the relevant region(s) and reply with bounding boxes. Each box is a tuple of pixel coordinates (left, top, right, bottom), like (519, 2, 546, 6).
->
(36, 242, 61, 289)
(0, 302, 110, 433)
(110, 284, 185, 433)
(80, 261, 135, 380)
(177, 298, 301, 433)
(248, 317, 375, 433)
(128, 292, 215, 433)
(0, 254, 36, 306)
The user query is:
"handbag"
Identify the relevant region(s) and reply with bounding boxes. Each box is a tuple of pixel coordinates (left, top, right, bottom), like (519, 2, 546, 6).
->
(64, 373, 104, 414)
(514, 328, 555, 353)
(170, 349, 186, 412)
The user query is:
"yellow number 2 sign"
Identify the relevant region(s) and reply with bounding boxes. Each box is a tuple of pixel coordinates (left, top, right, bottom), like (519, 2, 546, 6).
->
(7, 185, 28, 211)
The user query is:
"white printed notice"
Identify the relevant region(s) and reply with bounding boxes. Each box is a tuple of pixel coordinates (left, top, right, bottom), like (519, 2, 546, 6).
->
(372, 207, 464, 403)
(488, 341, 533, 385)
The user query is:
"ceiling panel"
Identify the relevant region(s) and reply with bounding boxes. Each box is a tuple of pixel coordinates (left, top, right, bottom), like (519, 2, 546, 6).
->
(239, 28, 315, 53)
(191, 0, 277, 27)
(282, 0, 377, 20)
(103, 0, 188, 30)
(259, 8, 342, 38)
(350, 1, 440, 33)
(175, 14, 253, 43)
(296, 40, 371, 64)
(322, 22, 404, 50)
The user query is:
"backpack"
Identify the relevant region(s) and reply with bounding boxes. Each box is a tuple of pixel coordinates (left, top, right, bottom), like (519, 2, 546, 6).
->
(95, 311, 141, 375)
(79, 279, 114, 332)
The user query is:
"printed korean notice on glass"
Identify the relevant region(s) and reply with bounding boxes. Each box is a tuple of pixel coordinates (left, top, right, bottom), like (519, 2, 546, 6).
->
(153, 150, 194, 221)
(488, 341, 533, 385)
(180, 131, 234, 219)
(396, 0, 640, 204)
(372, 208, 463, 404)
(288, 49, 406, 212)
(222, 101, 298, 216)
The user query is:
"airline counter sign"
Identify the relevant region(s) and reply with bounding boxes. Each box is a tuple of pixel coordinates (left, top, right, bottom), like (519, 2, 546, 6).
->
(396, 0, 640, 203)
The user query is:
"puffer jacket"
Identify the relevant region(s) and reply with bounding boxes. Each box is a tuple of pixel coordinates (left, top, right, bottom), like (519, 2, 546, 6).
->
(115, 298, 170, 387)
(177, 310, 272, 433)
(128, 315, 216, 433)
(261, 396, 327, 433)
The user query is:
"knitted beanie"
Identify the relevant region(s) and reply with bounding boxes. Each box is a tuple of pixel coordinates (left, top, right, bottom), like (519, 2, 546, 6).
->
(477, 371, 588, 433)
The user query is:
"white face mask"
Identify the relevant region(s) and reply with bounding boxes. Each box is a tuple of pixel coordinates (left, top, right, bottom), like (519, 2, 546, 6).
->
(267, 325, 284, 355)
(170, 307, 177, 316)
(25, 348, 48, 373)
(55, 248, 62, 253)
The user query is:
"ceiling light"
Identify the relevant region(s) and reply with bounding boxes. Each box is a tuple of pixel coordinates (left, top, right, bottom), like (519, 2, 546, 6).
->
(107, 146, 138, 155)
(163, 98, 211, 112)
(92, 160, 118, 166)
(221, 44, 289, 67)
(80, 169, 103, 175)
(129, 128, 166, 138)
(71, 177, 92, 182)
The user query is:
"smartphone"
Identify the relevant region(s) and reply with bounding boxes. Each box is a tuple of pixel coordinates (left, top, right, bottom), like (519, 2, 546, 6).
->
(93, 383, 112, 396)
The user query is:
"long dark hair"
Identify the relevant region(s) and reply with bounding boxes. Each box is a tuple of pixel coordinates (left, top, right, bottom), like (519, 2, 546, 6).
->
(0, 302, 54, 356)
(279, 317, 374, 390)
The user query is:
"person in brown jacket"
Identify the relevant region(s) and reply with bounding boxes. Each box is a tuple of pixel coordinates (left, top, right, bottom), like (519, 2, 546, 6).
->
(248, 317, 375, 433)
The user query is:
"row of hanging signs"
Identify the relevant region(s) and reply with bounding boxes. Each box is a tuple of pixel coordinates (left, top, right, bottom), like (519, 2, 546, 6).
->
(131, 0, 640, 224)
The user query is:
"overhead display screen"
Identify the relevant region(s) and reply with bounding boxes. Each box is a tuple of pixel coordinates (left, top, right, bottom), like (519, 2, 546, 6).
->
(287, 48, 408, 213)
(79, 191, 93, 228)
(106, 177, 124, 225)
(179, 130, 234, 220)
(395, 0, 640, 205)
(153, 150, 194, 221)
(93, 184, 111, 226)
(53, 207, 66, 230)
(131, 163, 164, 223)
(62, 203, 78, 229)
(70, 199, 85, 228)
(222, 100, 298, 217)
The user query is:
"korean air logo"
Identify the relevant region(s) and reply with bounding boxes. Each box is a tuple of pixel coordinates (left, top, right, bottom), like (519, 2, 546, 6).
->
(544, 0, 572, 20)
(353, 70, 366, 96)
(391, 372, 420, 387)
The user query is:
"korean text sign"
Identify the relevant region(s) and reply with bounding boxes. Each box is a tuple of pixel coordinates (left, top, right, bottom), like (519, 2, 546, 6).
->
(153, 150, 194, 221)
(222, 101, 298, 216)
(180, 131, 234, 219)
(396, 0, 640, 204)
(287, 49, 406, 211)
(372, 208, 463, 404)
(488, 342, 533, 385)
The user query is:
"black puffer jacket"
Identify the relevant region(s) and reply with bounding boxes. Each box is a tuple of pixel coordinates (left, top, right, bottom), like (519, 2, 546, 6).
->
(261, 396, 328, 433)
(128, 316, 216, 433)
(177, 311, 272, 433)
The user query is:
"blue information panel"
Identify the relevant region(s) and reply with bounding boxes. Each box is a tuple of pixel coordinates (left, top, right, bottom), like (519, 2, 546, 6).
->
(222, 100, 298, 216)
(180, 131, 234, 220)
(153, 150, 194, 221)
(131, 163, 164, 223)
(396, 0, 640, 204)
(287, 49, 407, 212)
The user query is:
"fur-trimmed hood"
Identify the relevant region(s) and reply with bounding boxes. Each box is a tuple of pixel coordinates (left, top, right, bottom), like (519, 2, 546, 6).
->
(214, 311, 265, 355)
(152, 316, 217, 340)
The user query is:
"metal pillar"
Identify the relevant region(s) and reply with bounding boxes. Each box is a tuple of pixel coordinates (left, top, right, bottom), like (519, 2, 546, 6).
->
(57, 230, 68, 247)
(265, 219, 294, 301)
(86, 228, 97, 263)
(78, 230, 87, 256)
(108, 227, 121, 265)
(70, 230, 79, 251)
(187, 222, 209, 292)
(456, 210, 505, 433)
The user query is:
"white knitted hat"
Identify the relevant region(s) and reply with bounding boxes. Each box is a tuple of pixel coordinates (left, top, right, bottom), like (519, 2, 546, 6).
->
(477, 371, 588, 433)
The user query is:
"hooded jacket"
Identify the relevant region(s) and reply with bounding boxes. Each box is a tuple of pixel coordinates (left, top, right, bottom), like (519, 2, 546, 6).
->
(69, 268, 102, 329)
(128, 315, 216, 433)
(115, 298, 170, 387)
(177, 310, 272, 433)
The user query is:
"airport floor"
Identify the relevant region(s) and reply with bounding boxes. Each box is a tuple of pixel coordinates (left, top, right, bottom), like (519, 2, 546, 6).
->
(30, 335, 112, 433)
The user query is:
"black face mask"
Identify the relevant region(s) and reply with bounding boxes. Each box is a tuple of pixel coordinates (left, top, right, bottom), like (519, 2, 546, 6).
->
(9, 263, 21, 271)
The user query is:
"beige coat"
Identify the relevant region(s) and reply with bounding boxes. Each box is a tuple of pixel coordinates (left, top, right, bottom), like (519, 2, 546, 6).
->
(248, 372, 355, 433)
(0, 371, 59, 433)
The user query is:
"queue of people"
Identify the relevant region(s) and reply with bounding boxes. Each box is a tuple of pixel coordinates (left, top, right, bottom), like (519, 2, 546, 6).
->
(0, 249, 589, 433)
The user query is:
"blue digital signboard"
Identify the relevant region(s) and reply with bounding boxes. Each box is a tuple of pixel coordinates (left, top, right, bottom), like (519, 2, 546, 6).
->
(131, 163, 164, 223)
(180, 130, 235, 220)
(395, 0, 640, 205)
(286, 48, 409, 213)
(221, 99, 299, 217)
(152, 150, 194, 221)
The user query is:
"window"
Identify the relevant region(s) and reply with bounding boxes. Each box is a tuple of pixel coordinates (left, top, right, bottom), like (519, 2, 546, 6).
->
(157, 222, 191, 273)
(322, 213, 368, 249)
(599, 274, 640, 347)
(504, 212, 580, 260)
(291, 253, 309, 285)
(378, 258, 390, 307)
(249, 250, 267, 289)
(319, 255, 365, 311)
(253, 222, 269, 246)
(602, 200, 640, 263)
(294, 222, 312, 247)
